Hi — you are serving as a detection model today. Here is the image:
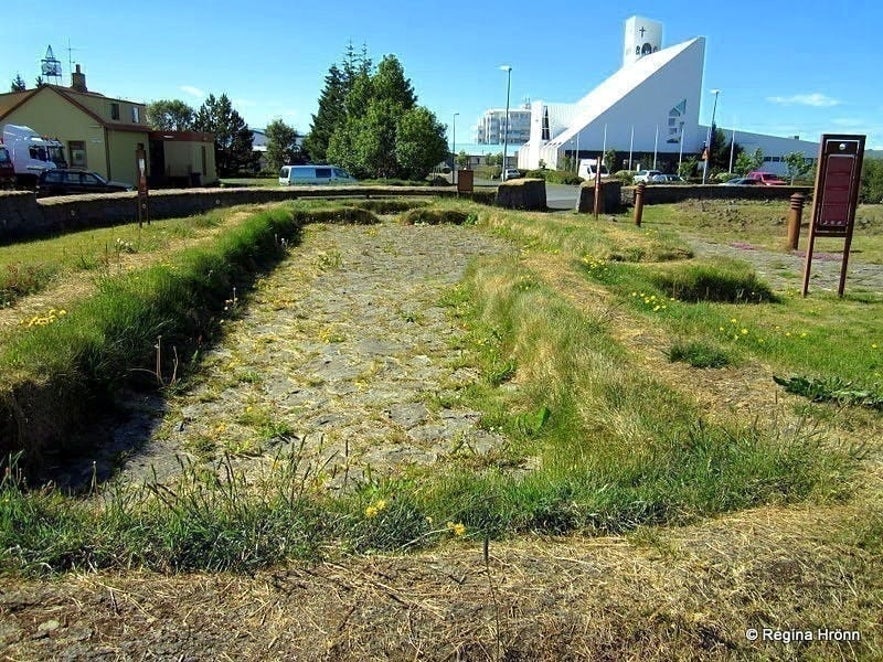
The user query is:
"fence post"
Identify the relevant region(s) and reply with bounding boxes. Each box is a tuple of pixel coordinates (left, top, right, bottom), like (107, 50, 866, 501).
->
(787, 193, 805, 251)
(634, 183, 646, 227)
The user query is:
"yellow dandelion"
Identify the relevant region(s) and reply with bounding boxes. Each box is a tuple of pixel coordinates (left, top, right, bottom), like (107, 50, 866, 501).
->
(873, 343, 879, 349)
(446, 521, 466, 536)
(741, 329, 748, 335)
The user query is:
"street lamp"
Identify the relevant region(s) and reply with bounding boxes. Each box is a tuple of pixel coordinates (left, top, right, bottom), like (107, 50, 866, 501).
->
(452, 112, 459, 185)
(702, 88, 720, 184)
(500, 65, 512, 181)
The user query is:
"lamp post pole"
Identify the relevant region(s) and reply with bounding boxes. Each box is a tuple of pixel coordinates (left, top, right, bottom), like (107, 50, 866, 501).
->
(729, 129, 736, 174)
(500, 65, 512, 180)
(452, 112, 459, 185)
(702, 89, 720, 184)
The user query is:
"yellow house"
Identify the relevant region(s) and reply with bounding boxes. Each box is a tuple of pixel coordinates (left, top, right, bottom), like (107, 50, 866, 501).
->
(0, 66, 217, 186)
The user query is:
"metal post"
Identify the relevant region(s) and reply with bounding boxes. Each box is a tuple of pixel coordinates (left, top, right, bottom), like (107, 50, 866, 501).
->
(452, 112, 459, 185)
(628, 125, 634, 170)
(702, 89, 720, 184)
(575, 132, 580, 172)
(653, 124, 658, 170)
(729, 129, 736, 174)
(500, 65, 512, 180)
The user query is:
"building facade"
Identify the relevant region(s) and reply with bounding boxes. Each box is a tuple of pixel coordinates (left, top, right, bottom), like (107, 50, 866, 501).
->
(517, 16, 819, 175)
(0, 66, 217, 186)
(474, 107, 531, 145)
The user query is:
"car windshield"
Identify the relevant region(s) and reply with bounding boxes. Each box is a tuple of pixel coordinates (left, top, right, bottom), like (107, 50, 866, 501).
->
(90, 172, 108, 184)
(0, 147, 9, 164)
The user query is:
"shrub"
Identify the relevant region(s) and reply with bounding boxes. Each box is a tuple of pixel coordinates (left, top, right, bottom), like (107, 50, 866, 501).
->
(668, 340, 731, 368)
(398, 208, 475, 225)
(523, 169, 584, 185)
(613, 170, 636, 185)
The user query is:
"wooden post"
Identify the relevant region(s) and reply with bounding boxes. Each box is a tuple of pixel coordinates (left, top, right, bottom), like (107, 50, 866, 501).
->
(786, 193, 805, 251)
(634, 183, 646, 227)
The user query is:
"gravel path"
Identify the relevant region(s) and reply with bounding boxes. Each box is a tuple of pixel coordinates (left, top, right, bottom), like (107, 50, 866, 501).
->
(92, 219, 513, 490)
(686, 235, 883, 295)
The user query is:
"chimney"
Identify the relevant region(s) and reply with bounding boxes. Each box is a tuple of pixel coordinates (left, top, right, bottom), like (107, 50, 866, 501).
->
(71, 64, 87, 92)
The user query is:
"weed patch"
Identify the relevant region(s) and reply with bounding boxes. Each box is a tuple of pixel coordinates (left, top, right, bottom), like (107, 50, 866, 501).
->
(773, 375, 883, 410)
(668, 340, 731, 368)
(399, 208, 477, 225)
(650, 258, 777, 303)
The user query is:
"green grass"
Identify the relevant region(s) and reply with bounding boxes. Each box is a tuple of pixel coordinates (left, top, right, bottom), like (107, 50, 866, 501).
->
(667, 340, 731, 368)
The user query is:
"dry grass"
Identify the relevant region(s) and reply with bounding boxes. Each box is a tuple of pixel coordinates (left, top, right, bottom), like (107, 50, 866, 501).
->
(1, 503, 878, 659)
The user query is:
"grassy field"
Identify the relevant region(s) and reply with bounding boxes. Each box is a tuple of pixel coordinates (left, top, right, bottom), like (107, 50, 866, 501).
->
(0, 197, 880, 658)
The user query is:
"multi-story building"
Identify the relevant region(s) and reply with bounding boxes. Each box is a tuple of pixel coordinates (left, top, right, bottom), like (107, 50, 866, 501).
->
(474, 107, 531, 145)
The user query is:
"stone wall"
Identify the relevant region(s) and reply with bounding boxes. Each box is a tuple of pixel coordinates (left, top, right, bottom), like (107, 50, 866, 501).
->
(576, 180, 623, 213)
(495, 179, 547, 210)
(0, 186, 467, 244)
(620, 184, 812, 206)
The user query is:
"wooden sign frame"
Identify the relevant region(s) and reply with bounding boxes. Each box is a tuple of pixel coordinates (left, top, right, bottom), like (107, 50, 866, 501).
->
(802, 134, 865, 297)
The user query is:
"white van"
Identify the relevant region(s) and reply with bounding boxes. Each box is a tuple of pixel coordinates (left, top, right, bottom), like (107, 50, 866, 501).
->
(577, 159, 609, 180)
(279, 165, 357, 185)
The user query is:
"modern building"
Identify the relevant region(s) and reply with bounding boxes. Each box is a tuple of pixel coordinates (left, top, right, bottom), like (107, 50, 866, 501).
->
(474, 107, 531, 145)
(0, 65, 217, 186)
(517, 16, 819, 175)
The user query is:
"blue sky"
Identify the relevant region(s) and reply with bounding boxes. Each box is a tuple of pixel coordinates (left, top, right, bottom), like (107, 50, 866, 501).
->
(5, 0, 883, 147)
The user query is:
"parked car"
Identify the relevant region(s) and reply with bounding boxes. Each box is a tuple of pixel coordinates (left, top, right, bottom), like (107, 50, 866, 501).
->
(746, 171, 787, 186)
(501, 168, 521, 181)
(633, 169, 662, 183)
(719, 177, 762, 186)
(648, 173, 684, 183)
(37, 169, 133, 196)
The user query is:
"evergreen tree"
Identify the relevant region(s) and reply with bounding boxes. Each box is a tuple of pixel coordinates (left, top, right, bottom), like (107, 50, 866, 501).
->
(146, 99, 195, 131)
(303, 64, 346, 163)
(10, 74, 26, 92)
(34, 75, 45, 88)
(193, 93, 257, 176)
(264, 119, 299, 172)
(304, 43, 372, 163)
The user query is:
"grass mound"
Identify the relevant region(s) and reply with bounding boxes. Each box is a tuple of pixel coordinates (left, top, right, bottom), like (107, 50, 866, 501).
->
(399, 208, 477, 225)
(650, 258, 777, 303)
(668, 340, 731, 368)
(346, 199, 429, 214)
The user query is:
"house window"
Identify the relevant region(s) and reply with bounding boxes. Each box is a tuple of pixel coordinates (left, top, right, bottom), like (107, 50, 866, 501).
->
(69, 141, 86, 168)
(131, 106, 141, 123)
(111, 103, 120, 120)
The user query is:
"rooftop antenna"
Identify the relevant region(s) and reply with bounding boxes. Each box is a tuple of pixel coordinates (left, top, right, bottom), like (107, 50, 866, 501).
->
(66, 38, 82, 79)
(41, 45, 63, 85)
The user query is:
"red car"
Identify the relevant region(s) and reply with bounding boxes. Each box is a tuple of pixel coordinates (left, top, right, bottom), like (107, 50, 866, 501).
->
(746, 171, 787, 186)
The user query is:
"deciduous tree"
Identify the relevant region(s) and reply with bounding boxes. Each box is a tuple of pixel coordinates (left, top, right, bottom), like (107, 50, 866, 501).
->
(146, 99, 195, 131)
(395, 107, 448, 180)
(264, 119, 299, 172)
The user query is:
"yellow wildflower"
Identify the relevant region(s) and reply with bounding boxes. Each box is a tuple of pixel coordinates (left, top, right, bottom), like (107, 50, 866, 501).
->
(446, 521, 466, 536)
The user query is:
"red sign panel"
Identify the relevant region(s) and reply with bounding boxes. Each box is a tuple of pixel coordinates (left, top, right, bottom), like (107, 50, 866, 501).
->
(812, 136, 863, 237)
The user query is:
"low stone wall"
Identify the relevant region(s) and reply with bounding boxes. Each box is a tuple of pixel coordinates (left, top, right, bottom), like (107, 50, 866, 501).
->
(577, 180, 623, 213)
(620, 184, 812, 206)
(0, 185, 465, 244)
(495, 178, 547, 210)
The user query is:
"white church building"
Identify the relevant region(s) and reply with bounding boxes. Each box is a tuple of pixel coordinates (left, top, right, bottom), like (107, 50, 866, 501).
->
(517, 16, 819, 175)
